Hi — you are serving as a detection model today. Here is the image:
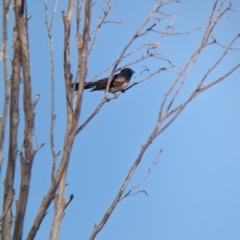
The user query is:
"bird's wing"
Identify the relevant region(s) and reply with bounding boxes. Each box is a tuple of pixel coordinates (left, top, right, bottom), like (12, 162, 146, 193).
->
(85, 74, 121, 91)
(85, 77, 108, 91)
(110, 74, 128, 88)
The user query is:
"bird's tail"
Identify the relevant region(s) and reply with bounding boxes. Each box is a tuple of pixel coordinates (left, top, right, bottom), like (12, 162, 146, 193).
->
(71, 82, 79, 91)
(84, 82, 95, 89)
(71, 82, 93, 91)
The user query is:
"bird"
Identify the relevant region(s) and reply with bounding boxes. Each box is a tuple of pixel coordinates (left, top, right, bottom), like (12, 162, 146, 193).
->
(72, 68, 135, 93)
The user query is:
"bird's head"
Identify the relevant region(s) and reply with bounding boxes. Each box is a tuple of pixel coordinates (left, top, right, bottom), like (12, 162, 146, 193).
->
(121, 68, 135, 77)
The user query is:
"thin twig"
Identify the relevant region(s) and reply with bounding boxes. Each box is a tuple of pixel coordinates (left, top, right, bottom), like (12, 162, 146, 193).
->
(44, 0, 60, 181)
(120, 149, 162, 201)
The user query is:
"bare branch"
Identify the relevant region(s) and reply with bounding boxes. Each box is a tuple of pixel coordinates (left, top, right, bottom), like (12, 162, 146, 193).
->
(122, 190, 148, 199)
(32, 94, 40, 109)
(89, 126, 159, 240)
(33, 142, 46, 154)
(27, 0, 92, 238)
(2, 11, 21, 239)
(44, 0, 62, 183)
(197, 34, 240, 88)
(211, 35, 240, 51)
(103, 19, 129, 24)
(50, 170, 67, 240)
(198, 63, 240, 93)
(202, 0, 232, 46)
(0, 194, 14, 221)
(88, 1, 113, 54)
(89, 2, 240, 239)
(76, 98, 108, 134)
(12, 0, 36, 238)
(159, 53, 240, 138)
(44, 0, 58, 32)
(159, 1, 236, 117)
(151, 27, 202, 35)
(0, 0, 11, 167)
(120, 149, 162, 201)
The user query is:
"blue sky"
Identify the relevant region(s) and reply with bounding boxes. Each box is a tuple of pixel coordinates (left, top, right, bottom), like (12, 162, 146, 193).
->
(1, 0, 240, 239)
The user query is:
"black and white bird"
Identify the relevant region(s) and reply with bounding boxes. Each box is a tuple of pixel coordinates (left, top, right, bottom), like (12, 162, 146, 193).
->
(72, 68, 135, 93)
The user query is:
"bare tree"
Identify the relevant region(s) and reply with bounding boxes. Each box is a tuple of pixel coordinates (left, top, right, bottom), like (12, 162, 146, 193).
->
(0, 0, 239, 239)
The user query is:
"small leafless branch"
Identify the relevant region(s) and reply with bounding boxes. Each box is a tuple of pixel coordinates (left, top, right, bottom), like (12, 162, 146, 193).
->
(151, 27, 202, 35)
(44, 0, 61, 183)
(33, 142, 46, 155)
(153, 64, 240, 137)
(158, 0, 233, 117)
(88, 0, 113, 54)
(123, 66, 169, 92)
(64, 194, 74, 209)
(120, 149, 162, 201)
(211, 35, 240, 50)
(32, 94, 40, 109)
(198, 63, 240, 92)
(89, 126, 159, 240)
(198, 34, 239, 88)
(201, 0, 232, 46)
(76, 98, 108, 134)
(122, 190, 148, 199)
(166, 31, 239, 113)
(103, 19, 129, 24)
(156, 45, 240, 138)
(156, 65, 240, 136)
(44, 0, 58, 31)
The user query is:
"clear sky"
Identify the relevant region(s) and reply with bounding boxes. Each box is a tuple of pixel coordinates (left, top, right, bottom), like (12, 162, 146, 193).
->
(0, 0, 240, 239)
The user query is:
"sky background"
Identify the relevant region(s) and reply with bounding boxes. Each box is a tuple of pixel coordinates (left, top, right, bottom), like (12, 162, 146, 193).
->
(0, 0, 240, 239)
